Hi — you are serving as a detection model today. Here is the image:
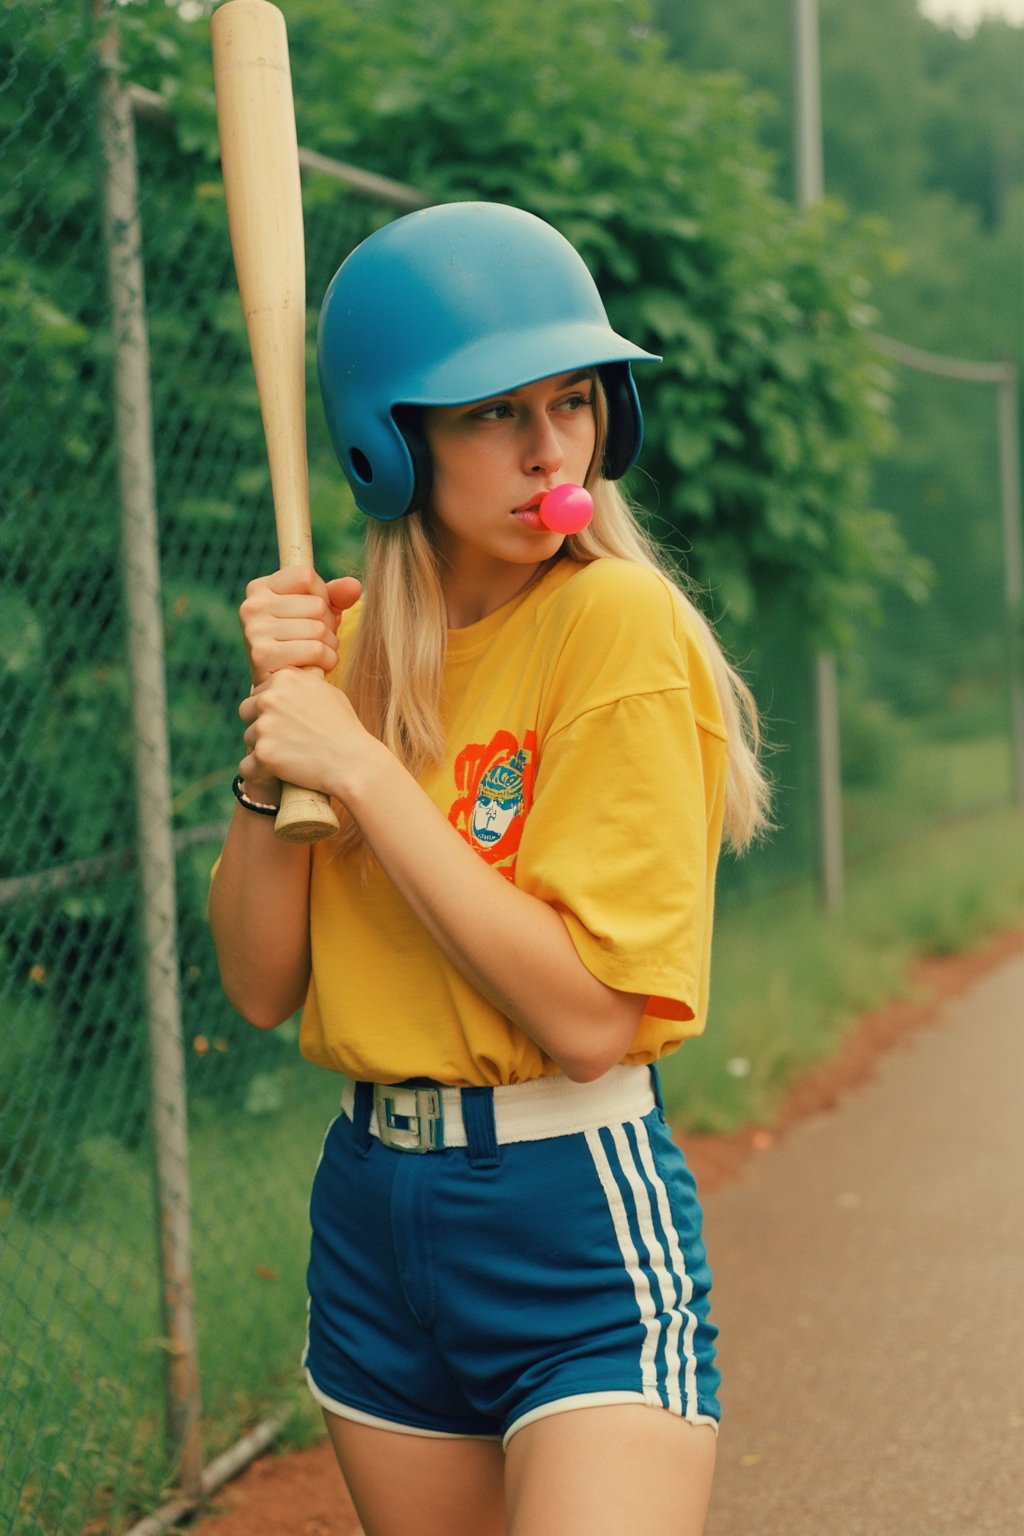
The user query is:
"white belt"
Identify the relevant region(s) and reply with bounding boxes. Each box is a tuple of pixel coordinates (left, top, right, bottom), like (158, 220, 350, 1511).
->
(340, 1064, 657, 1152)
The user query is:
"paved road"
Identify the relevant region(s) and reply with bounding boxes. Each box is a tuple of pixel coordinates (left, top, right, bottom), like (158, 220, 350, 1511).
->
(701, 954, 1024, 1536)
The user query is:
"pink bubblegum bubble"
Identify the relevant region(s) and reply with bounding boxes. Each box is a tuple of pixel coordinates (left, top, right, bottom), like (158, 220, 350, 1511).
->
(538, 483, 594, 535)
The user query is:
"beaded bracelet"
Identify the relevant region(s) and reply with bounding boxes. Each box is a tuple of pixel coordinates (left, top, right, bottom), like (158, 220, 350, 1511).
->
(231, 773, 280, 817)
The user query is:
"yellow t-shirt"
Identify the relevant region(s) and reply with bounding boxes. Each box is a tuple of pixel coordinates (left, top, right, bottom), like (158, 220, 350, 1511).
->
(300, 557, 728, 1086)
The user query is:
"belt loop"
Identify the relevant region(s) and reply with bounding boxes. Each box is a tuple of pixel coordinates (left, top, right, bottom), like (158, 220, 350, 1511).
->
(352, 1080, 374, 1157)
(461, 1087, 500, 1168)
(649, 1063, 665, 1115)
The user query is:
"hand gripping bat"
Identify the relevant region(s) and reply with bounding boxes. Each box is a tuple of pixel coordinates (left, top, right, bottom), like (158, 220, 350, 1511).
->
(212, 0, 340, 842)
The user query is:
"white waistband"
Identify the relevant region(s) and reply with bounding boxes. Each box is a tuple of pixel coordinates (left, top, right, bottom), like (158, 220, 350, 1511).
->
(340, 1064, 657, 1149)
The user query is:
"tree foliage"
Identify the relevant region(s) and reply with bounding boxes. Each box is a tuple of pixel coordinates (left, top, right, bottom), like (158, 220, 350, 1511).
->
(109, 0, 918, 649)
(650, 0, 1022, 419)
(654, 0, 1023, 230)
(4, 0, 980, 1118)
(0, 6, 925, 892)
(649, 0, 1022, 737)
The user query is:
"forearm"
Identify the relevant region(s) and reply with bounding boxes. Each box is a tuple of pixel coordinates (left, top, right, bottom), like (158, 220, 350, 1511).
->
(208, 797, 312, 1028)
(213, 572, 360, 1027)
(334, 743, 645, 1081)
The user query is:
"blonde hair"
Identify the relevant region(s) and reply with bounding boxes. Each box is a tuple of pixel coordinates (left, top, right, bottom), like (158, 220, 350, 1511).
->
(338, 380, 771, 854)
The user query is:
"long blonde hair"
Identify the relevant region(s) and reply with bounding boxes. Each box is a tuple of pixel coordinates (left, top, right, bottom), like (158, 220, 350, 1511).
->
(339, 381, 771, 854)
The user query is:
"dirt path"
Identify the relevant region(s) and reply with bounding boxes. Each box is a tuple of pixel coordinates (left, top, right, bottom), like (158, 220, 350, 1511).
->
(189, 927, 1023, 1536)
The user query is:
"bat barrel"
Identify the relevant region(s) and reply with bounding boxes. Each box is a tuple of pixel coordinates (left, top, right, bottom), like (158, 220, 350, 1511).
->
(213, 0, 339, 843)
(213, 0, 310, 548)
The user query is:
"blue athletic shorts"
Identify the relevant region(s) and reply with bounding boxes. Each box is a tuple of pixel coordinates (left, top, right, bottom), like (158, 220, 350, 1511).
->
(302, 1069, 721, 1447)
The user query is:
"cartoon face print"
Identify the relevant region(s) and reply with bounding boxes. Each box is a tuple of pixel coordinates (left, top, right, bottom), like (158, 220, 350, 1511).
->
(448, 733, 537, 879)
(470, 755, 526, 847)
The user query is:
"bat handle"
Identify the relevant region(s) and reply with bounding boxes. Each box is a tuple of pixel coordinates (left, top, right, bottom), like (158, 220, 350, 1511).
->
(272, 647, 340, 843)
(262, 558, 340, 839)
(276, 780, 339, 843)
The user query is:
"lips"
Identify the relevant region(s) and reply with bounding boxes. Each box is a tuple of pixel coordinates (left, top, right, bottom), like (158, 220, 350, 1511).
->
(512, 492, 548, 529)
(514, 494, 545, 515)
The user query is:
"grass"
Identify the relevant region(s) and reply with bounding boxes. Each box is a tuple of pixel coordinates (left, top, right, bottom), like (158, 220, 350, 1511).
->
(2, 1065, 342, 1536)
(842, 728, 1016, 860)
(3, 1139, 172, 1535)
(659, 801, 1024, 1131)
(3, 801, 1021, 1534)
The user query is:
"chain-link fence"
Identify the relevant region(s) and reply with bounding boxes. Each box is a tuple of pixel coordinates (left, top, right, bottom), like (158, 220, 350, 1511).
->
(847, 341, 1023, 859)
(1, 6, 1020, 1535)
(2, 9, 389, 1532)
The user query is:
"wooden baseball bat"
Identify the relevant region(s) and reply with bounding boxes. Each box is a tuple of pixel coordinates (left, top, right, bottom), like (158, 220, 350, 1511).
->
(212, 0, 339, 843)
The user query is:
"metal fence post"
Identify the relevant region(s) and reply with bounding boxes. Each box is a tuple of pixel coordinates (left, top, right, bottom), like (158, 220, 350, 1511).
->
(94, 2, 204, 1500)
(793, 0, 845, 912)
(996, 367, 1024, 803)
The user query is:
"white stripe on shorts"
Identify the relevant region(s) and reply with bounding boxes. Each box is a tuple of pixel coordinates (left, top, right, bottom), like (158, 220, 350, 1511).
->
(584, 1119, 701, 1420)
(633, 1117, 701, 1419)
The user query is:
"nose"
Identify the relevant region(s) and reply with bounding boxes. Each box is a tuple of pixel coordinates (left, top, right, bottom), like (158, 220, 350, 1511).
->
(521, 410, 563, 477)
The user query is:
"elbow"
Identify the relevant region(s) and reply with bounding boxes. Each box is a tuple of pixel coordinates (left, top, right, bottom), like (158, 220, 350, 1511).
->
(546, 991, 647, 1083)
(224, 986, 295, 1032)
(559, 1045, 628, 1084)
(552, 1025, 637, 1084)
(561, 1059, 609, 1085)
(218, 966, 307, 1032)
(239, 1004, 294, 1032)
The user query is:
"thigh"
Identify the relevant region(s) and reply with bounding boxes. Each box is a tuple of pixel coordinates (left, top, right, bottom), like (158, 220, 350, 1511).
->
(323, 1410, 506, 1536)
(504, 1404, 716, 1536)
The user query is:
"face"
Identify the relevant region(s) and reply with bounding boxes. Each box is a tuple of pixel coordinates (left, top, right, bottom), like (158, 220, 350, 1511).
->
(471, 794, 520, 846)
(422, 370, 598, 593)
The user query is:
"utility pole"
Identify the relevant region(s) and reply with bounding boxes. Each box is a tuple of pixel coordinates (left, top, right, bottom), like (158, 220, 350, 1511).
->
(793, 0, 845, 913)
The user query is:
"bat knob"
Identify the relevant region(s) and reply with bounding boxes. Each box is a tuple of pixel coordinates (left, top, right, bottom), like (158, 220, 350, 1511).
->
(538, 483, 594, 535)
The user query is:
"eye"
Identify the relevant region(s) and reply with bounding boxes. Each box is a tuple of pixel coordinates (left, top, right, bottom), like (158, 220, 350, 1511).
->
(471, 401, 514, 422)
(556, 392, 593, 413)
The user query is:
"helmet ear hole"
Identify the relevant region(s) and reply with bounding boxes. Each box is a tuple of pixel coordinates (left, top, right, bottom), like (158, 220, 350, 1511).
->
(348, 448, 374, 484)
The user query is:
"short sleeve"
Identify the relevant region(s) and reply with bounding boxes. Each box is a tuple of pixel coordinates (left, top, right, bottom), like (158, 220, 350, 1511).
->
(515, 562, 728, 1042)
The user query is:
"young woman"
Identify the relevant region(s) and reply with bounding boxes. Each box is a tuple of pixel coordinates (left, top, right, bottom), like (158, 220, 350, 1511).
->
(209, 202, 770, 1536)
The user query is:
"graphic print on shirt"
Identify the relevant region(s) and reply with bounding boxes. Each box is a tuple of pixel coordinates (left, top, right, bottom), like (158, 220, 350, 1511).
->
(448, 729, 537, 880)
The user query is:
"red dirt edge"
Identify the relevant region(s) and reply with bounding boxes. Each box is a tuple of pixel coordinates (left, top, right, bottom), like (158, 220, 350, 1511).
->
(679, 923, 1023, 1193)
(187, 925, 1023, 1536)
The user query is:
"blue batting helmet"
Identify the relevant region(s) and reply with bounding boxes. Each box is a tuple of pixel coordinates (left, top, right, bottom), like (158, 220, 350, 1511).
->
(317, 202, 660, 521)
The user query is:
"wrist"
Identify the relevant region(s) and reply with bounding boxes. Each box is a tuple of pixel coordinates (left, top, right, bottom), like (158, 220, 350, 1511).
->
(232, 772, 282, 816)
(324, 731, 394, 810)
(241, 768, 281, 797)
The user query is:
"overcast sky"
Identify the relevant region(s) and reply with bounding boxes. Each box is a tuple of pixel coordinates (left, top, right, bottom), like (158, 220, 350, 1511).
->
(918, 0, 1024, 28)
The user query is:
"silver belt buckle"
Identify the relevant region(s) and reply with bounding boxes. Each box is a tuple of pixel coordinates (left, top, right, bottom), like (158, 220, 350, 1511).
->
(374, 1084, 445, 1153)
